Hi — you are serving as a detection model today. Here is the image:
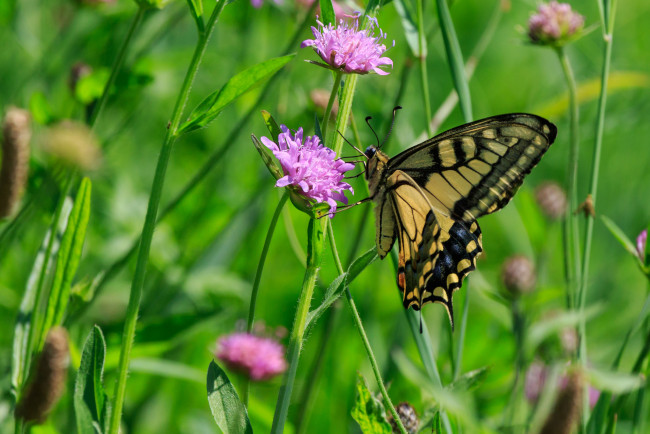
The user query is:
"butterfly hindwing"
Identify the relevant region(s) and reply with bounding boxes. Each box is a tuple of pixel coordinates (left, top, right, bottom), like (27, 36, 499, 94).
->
(385, 171, 483, 326)
(386, 113, 557, 222)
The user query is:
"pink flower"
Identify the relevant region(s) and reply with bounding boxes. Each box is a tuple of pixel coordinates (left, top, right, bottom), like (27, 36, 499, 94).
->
(525, 361, 600, 409)
(637, 229, 647, 261)
(216, 333, 287, 381)
(301, 14, 393, 75)
(528, 1, 584, 47)
(250, 0, 282, 8)
(261, 125, 354, 217)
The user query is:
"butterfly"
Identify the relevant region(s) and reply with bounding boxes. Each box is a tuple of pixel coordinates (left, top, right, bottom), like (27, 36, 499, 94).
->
(363, 113, 557, 329)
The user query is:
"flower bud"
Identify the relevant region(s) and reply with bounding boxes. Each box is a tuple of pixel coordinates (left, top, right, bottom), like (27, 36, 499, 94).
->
(501, 255, 536, 296)
(388, 402, 419, 434)
(528, 1, 585, 48)
(535, 181, 567, 220)
(637, 229, 647, 262)
(0, 107, 31, 218)
(68, 62, 93, 95)
(15, 328, 70, 424)
(310, 89, 339, 119)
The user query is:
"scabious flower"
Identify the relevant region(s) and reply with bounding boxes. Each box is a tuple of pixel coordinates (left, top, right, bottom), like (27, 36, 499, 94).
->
(301, 14, 393, 75)
(261, 125, 354, 217)
(528, 1, 584, 47)
(216, 333, 287, 381)
(637, 229, 647, 261)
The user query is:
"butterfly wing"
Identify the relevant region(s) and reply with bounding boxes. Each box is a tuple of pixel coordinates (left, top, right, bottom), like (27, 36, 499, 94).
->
(386, 113, 557, 222)
(385, 170, 483, 327)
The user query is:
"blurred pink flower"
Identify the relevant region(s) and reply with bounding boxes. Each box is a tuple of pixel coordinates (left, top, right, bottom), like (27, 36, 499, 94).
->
(250, 0, 282, 9)
(261, 125, 354, 217)
(301, 14, 393, 75)
(216, 333, 287, 381)
(296, 0, 352, 19)
(525, 361, 600, 408)
(528, 1, 584, 47)
(637, 229, 647, 261)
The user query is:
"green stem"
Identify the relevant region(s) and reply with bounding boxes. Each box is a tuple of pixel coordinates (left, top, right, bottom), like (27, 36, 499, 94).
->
(435, 0, 473, 122)
(557, 48, 582, 313)
(89, 6, 147, 128)
(416, 0, 432, 136)
(320, 71, 343, 141)
(242, 191, 289, 405)
(329, 74, 359, 154)
(107, 4, 225, 433)
(327, 223, 407, 434)
(271, 218, 325, 434)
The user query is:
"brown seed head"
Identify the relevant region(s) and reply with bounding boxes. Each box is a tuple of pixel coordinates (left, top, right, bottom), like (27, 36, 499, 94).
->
(15, 327, 70, 424)
(501, 255, 536, 296)
(540, 369, 583, 434)
(535, 181, 567, 220)
(0, 107, 31, 218)
(388, 402, 419, 434)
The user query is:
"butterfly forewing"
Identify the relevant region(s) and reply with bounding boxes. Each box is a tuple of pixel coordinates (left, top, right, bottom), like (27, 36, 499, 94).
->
(367, 113, 556, 327)
(386, 113, 557, 222)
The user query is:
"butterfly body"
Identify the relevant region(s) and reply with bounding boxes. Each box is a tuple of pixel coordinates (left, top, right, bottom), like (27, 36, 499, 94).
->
(364, 113, 557, 328)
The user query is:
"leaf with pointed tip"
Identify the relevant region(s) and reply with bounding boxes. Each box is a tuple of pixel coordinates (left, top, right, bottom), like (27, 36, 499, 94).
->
(74, 325, 109, 434)
(206, 361, 253, 434)
(179, 55, 295, 134)
(351, 373, 392, 434)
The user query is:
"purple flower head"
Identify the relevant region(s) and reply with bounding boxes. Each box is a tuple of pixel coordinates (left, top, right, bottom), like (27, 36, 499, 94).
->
(261, 125, 355, 217)
(216, 333, 287, 381)
(528, 1, 584, 47)
(250, 0, 282, 8)
(637, 229, 647, 261)
(300, 14, 393, 75)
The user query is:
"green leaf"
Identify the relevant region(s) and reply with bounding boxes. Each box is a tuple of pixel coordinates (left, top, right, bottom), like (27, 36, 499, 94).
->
(29, 91, 53, 125)
(186, 0, 205, 32)
(306, 247, 377, 329)
(261, 110, 282, 143)
(447, 367, 489, 392)
(351, 373, 392, 434)
(526, 305, 601, 354)
(319, 0, 335, 27)
(74, 326, 109, 434)
(251, 134, 283, 181)
(601, 215, 638, 257)
(586, 366, 646, 394)
(41, 178, 92, 346)
(130, 358, 204, 384)
(179, 55, 295, 134)
(206, 361, 253, 434)
(75, 68, 110, 105)
(11, 199, 72, 396)
(394, 0, 422, 57)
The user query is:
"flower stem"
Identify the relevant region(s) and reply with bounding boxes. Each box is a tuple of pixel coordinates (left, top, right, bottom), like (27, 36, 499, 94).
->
(89, 6, 147, 128)
(107, 3, 225, 432)
(271, 218, 325, 434)
(416, 0, 432, 136)
(320, 71, 343, 141)
(242, 190, 289, 405)
(327, 222, 407, 434)
(556, 47, 582, 314)
(329, 74, 358, 154)
(435, 0, 473, 122)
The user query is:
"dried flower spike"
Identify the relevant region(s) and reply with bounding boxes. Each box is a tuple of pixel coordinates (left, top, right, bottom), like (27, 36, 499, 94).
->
(15, 327, 70, 424)
(540, 369, 583, 434)
(501, 255, 536, 296)
(215, 333, 288, 381)
(301, 15, 393, 75)
(261, 125, 354, 217)
(528, 1, 584, 48)
(0, 107, 31, 218)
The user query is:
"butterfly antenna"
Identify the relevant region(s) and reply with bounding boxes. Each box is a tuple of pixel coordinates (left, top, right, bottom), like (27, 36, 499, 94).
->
(379, 105, 402, 150)
(337, 130, 367, 158)
(365, 116, 380, 148)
